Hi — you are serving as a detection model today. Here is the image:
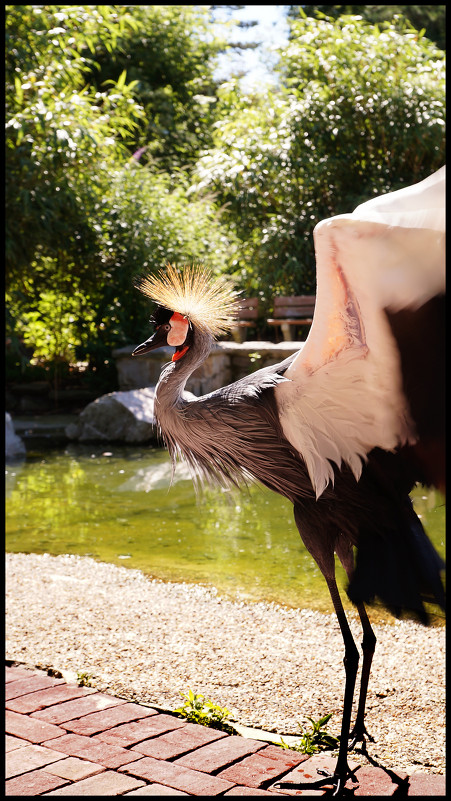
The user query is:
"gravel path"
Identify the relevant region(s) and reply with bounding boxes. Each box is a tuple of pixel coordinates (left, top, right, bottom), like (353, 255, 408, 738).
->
(6, 552, 445, 776)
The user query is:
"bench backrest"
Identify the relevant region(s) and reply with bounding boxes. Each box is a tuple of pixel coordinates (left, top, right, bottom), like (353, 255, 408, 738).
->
(272, 295, 316, 318)
(238, 297, 259, 321)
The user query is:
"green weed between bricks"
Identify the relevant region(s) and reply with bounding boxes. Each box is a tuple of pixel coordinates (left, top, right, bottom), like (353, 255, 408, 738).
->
(77, 671, 94, 687)
(175, 690, 339, 754)
(174, 690, 235, 734)
(279, 713, 339, 755)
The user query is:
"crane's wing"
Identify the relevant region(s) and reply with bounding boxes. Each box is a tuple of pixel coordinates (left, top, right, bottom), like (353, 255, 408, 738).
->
(276, 166, 445, 498)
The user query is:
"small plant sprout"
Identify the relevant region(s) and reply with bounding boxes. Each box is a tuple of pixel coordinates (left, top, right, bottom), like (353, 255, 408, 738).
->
(174, 689, 234, 733)
(77, 671, 94, 687)
(279, 713, 339, 755)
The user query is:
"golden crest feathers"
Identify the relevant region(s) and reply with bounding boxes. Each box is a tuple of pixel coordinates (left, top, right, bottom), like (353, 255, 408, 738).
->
(137, 264, 240, 337)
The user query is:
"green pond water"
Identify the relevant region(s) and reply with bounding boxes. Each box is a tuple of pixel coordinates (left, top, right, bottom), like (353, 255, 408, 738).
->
(5, 443, 445, 622)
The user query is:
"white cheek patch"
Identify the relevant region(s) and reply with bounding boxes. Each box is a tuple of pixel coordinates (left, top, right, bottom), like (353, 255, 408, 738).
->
(167, 312, 189, 346)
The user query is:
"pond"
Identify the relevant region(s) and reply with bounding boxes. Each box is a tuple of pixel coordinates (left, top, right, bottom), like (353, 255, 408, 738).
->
(6, 443, 445, 623)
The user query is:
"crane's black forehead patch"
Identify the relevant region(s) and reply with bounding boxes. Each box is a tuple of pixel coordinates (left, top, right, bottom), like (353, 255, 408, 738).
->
(150, 305, 172, 327)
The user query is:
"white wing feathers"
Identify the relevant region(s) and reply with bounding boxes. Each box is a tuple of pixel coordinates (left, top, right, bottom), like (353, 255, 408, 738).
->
(275, 167, 446, 499)
(353, 164, 445, 233)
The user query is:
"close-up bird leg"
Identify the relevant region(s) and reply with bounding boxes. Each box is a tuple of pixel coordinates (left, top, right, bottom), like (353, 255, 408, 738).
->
(276, 572, 360, 795)
(347, 601, 376, 750)
(280, 510, 361, 793)
(336, 539, 376, 749)
(323, 574, 360, 791)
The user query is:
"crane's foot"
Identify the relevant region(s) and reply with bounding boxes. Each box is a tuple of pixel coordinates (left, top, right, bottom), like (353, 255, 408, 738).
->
(348, 723, 374, 751)
(274, 765, 358, 796)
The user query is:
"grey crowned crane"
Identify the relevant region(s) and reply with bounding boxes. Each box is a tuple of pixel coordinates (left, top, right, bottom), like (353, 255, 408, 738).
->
(132, 166, 445, 794)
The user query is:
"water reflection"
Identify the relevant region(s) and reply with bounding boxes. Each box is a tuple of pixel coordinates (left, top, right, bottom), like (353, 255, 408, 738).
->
(5, 444, 445, 619)
(117, 458, 193, 492)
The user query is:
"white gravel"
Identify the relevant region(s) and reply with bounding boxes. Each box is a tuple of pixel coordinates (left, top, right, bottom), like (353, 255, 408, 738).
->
(5, 552, 445, 776)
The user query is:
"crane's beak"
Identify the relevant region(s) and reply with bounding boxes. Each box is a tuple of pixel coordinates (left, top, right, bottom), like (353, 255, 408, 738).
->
(132, 327, 167, 356)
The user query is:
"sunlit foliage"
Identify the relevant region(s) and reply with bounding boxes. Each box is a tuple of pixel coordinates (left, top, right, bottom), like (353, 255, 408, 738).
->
(5, 7, 445, 388)
(5, 5, 237, 386)
(297, 6, 446, 50)
(193, 13, 445, 297)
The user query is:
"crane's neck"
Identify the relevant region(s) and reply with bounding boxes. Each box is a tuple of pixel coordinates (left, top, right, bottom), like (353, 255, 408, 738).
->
(154, 327, 214, 418)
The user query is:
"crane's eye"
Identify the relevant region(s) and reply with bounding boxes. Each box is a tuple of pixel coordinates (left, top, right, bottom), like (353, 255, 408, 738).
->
(159, 323, 171, 332)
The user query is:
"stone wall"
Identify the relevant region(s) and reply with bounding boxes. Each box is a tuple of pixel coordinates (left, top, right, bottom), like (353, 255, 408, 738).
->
(6, 341, 304, 418)
(112, 341, 302, 396)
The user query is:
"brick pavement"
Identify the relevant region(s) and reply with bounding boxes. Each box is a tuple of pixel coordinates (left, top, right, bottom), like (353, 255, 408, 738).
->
(5, 663, 446, 796)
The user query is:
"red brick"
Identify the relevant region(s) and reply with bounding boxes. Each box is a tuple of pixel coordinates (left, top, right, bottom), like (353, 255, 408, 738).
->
(407, 772, 446, 796)
(63, 702, 157, 736)
(41, 733, 142, 769)
(5, 767, 68, 796)
(45, 756, 105, 781)
(5, 665, 35, 683)
(5, 710, 66, 744)
(124, 785, 189, 796)
(31, 692, 126, 724)
(173, 734, 264, 772)
(7, 682, 96, 714)
(5, 674, 65, 700)
(42, 770, 145, 795)
(121, 755, 235, 795)
(6, 743, 67, 779)
(354, 765, 408, 796)
(5, 734, 29, 752)
(260, 744, 309, 763)
(218, 749, 308, 788)
(131, 722, 228, 759)
(95, 713, 186, 747)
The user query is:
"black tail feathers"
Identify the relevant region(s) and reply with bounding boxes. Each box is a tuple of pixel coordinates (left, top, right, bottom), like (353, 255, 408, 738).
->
(348, 496, 445, 624)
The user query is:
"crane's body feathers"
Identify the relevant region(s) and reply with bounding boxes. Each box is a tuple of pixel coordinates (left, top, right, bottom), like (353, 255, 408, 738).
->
(133, 168, 445, 791)
(279, 166, 445, 497)
(133, 170, 445, 618)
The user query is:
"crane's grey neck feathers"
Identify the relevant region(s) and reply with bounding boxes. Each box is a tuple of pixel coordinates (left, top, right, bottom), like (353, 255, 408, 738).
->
(156, 327, 214, 409)
(153, 326, 305, 498)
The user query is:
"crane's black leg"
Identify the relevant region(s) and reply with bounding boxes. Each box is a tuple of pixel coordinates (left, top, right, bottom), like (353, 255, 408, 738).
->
(323, 575, 360, 793)
(276, 573, 360, 795)
(336, 538, 376, 751)
(348, 601, 376, 749)
(283, 510, 360, 793)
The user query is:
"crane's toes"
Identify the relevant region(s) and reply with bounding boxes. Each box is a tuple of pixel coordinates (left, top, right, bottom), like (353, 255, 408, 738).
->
(348, 723, 374, 751)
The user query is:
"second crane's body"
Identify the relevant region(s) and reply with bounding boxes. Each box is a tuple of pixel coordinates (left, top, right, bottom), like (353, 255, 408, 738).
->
(133, 167, 445, 793)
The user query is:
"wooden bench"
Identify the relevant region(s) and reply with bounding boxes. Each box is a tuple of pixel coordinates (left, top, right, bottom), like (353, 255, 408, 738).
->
(267, 295, 316, 341)
(231, 297, 260, 342)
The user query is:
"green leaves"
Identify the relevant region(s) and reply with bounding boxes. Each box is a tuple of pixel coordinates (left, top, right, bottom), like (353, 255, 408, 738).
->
(192, 11, 445, 298)
(5, 7, 446, 383)
(5, 6, 146, 289)
(280, 713, 340, 755)
(17, 281, 96, 364)
(174, 689, 234, 733)
(85, 5, 222, 170)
